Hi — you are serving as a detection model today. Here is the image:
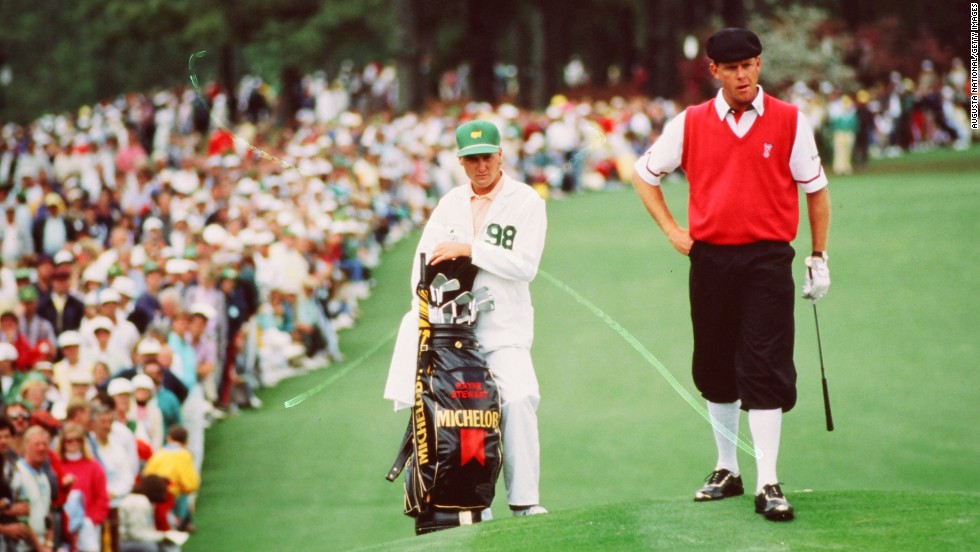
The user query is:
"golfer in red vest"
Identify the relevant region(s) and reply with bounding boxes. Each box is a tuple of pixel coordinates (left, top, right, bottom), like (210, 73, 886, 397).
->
(632, 28, 831, 521)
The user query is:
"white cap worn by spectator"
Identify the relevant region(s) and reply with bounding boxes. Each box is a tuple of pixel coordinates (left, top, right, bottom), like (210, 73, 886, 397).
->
(202, 224, 228, 246)
(132, 374, 155, 391)
(107, 378, 134, 396)
(170, 171, 199, 195)
(90, 316, 114, 333)
(111, 277, 138, 298)
(98, 289, 122, 305)
(136, 338, 162, 356)
(58, 330, 82, 348)
(0, 343, 16, 362)
(190, 302, 216, 320)
(53, 250, 75, 266)
(165, 258, 197, 275)
(143, 217, 164, 232)
(82, 265, 107, 287)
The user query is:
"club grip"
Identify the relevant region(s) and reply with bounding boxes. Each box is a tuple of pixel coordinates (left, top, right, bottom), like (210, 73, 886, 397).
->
(822, 377, 834, 432)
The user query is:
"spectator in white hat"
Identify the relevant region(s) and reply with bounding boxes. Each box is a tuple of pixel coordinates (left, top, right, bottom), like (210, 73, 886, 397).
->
(32, 192, 76, 257)
(107, 377, 135, 427)
(1, 201, 33, 268)
(113, 276, 152, 334)
(50, 371, 95, 421)
(130, 374, 164, 451)
(89, 398, 138, 517)
(183, 270, 228, 380)
(53, 330, 91, 398)
(97, 288, 140, 362)
(32, 360, 61, 405)
(81, 316, 129, 375)
(146, 359, 184, 430)
(110, 337, 189, 409)
(0, 342, 25, 404)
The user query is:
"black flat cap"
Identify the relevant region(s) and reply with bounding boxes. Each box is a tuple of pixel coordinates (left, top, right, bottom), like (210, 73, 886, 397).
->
(706, 28, 762, 63)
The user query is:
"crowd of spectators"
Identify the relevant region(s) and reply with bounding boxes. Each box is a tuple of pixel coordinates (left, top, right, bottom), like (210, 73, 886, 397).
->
(0, 54, 972, 551)
(789, 58, 975, 175)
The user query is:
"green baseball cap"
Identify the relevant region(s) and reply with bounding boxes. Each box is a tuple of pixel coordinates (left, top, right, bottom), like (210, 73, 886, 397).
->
(455, 120, 501, 157)
(18, 286, 38, 302)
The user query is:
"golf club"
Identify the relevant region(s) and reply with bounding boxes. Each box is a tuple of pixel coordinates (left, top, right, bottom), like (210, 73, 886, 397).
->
(430, 273, 448, 305)
(438, 278, 461, 306)
(812, 304, 834, 432)
(452, 292, 473, 324)
(469, 296, 495, 324)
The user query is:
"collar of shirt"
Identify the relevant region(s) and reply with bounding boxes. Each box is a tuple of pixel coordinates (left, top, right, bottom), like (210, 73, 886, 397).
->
(714, 85, 766, 120)
(470, 173, 505, 234)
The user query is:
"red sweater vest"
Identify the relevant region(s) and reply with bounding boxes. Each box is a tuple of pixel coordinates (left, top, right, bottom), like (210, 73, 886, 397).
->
(681, 94, 801, 245)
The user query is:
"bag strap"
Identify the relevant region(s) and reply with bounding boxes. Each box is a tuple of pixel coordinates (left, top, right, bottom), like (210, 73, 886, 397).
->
(385, 417, 414, 482)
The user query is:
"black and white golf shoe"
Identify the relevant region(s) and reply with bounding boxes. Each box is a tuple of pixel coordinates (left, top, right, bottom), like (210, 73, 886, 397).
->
(754, 483, 794, 521)
(694, 469, 745, 501)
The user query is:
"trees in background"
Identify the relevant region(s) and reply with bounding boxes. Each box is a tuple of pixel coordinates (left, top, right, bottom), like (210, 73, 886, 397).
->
(0, 0, 967, 122)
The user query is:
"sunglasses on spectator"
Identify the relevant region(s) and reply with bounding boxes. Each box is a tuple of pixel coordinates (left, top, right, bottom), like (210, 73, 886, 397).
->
(9, 413, 30, 420)
(53, 273, 70, 280)
(63, 437, 83, 444)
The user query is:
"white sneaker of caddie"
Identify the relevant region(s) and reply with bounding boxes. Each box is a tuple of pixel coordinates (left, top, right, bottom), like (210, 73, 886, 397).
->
(512, 505, 548, 517)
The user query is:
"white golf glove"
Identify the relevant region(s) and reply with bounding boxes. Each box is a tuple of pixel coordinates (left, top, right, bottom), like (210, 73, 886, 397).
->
(802, 255, 830, 303)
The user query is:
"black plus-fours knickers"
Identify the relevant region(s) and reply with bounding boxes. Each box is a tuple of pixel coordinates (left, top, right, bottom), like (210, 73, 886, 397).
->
(688, 240, 797, 412)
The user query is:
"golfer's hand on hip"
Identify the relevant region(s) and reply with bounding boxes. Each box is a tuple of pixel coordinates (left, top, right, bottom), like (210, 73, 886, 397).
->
(802, 255, 830, 303)
(667, 227, 693, 256)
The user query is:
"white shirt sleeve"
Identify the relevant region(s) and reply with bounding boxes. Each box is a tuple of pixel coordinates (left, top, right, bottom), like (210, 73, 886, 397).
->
(632, 111, 687, 186)
(791, 111, 828, 193)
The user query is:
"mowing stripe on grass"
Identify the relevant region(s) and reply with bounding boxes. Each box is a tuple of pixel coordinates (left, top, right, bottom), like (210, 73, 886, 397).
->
(537, 269, 760, 458)
(284, 327, 399, 408)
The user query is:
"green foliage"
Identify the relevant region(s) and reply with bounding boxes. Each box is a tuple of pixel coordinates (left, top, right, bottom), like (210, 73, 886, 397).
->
(0, 0, 968, 122)
(750, 5, 855, 91)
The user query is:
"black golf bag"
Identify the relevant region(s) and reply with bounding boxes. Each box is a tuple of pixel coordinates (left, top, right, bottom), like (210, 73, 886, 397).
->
(387, 255, 502, 535)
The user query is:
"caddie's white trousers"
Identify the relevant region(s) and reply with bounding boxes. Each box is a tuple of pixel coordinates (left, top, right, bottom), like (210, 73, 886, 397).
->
(485, 346, 541, 507)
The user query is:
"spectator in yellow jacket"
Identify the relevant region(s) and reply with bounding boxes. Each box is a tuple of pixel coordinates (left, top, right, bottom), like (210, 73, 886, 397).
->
(142, 426, 199, 530)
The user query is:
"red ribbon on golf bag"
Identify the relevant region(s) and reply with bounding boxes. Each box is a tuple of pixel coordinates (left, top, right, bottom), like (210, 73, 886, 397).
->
(386, 255, 502, 535)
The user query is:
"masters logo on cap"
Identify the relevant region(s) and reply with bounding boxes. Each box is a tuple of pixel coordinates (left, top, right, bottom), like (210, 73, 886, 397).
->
(456, 120, 501, 157)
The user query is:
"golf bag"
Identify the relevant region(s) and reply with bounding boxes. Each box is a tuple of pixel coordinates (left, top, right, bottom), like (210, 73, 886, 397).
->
(386, 255, 502, 535)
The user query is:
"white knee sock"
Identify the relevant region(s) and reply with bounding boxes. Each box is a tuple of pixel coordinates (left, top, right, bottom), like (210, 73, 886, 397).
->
(748, 408, 782, 492)
(707, 400, 741, 474)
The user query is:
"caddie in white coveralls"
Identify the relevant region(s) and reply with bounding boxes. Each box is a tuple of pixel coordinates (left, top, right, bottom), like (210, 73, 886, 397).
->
(384, 119, 548, 517)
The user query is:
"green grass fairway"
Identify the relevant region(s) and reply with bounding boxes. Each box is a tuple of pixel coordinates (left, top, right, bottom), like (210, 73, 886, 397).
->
(186, 147, 980, 551)
(356, 491, 980, 551)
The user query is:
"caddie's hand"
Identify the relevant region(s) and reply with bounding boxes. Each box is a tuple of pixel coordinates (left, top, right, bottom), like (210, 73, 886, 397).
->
(802, 255, 830, 303)
(430, 241, 472, 265)
(666, 227, 693, 256)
